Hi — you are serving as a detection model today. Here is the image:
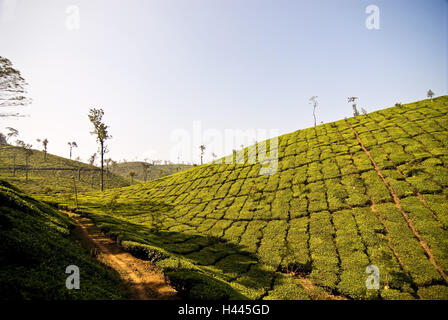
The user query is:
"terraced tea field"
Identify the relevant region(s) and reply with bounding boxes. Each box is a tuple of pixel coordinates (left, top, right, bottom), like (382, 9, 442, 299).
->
(53, 96, 448, 300)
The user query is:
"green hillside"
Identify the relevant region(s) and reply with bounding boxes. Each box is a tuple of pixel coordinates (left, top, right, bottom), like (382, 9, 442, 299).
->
(0, 146, 130, 195)
(51, 96, 448, 300)
(0, 180, 126, 299)
(110, 161, 193, 183)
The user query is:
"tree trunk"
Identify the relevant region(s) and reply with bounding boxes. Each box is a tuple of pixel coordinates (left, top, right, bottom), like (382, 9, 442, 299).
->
(313, 105, 317, 127)
(100, 141, 104, 191)
(12, 154, 16, 177)
(25, 156, 29, 182)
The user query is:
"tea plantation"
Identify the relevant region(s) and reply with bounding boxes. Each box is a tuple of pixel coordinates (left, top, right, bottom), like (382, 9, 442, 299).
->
(0, 146, 130, 195)
(109, 161, 193, 183)
(0, 180, 126, 299)
(49, 96, 448, 299)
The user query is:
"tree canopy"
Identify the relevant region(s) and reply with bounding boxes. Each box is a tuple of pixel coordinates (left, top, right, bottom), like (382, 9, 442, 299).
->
(0, 56, 31, 117)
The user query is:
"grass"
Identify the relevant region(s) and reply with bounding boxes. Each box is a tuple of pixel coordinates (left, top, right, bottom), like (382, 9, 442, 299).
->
(3, 96, 448, 300)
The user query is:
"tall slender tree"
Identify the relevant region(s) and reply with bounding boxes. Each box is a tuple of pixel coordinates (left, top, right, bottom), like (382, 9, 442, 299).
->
(199, 145, 206, 165)
(427, 89, 434, 101)
(16, 140, 33, 182)
(37, 138, 49, 161)
(348, 97, 359, 116)
(68, 141, 77, 159)
(6, 127, 18, 143)
(88, 108, 111, 191)
(309, 96, 318, 127)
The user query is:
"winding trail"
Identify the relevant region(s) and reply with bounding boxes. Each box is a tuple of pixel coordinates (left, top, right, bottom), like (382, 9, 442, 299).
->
(65, 211, 178, 300)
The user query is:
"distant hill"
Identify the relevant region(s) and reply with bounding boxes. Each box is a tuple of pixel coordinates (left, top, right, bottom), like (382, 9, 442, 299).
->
(52, 96, 448, 300)
(0, 146, 129, 196)
(109, 161, 193, 182)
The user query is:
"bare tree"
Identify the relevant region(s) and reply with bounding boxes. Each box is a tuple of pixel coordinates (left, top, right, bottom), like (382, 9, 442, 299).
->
(199, 145, 206, 165)
(348, 97, 359, 116)
(68, 141, 77, 159)
(427, 89, 434, 101)
(309, 96, 318, 127)
(88, 108, 111, 191)
(0, 56, 31, 117)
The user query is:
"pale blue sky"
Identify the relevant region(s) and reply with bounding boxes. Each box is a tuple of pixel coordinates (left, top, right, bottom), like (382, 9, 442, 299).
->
(0, 0, 446, 164)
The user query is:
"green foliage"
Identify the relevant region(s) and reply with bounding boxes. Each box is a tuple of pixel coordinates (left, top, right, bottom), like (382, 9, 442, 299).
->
(0, 181, 126, 299)
(11, 96, 448, 300)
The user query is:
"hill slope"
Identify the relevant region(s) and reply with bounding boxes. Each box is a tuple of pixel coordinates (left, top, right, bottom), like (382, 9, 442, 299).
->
(0, 180, 126, 299)
(110, 161, 193, 183)
(52, 96, 448, 300)
(0, 146, 129, 195)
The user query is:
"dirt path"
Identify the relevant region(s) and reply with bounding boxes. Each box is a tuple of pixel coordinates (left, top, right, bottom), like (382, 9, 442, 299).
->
(66, 211, 178, 300)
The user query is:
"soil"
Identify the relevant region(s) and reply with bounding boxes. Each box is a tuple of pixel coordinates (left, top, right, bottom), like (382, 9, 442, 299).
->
(66, 211, 178, 300)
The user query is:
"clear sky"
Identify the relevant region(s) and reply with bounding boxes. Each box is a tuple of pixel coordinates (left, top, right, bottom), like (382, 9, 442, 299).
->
(0, 0, 446, 164)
